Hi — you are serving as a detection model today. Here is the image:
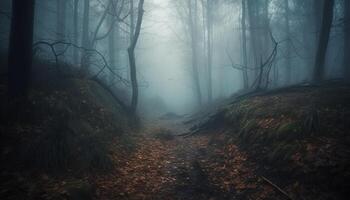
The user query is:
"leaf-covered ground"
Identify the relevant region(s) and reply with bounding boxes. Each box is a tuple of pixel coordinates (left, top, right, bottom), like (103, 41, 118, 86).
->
(2, 82, 349, 200)
(91, 122, 282, 200)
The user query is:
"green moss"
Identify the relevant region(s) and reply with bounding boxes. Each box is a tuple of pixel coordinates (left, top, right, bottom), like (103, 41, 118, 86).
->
(224, 100, 255, 126)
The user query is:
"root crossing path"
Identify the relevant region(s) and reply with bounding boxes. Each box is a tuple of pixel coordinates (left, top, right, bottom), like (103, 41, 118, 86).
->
(94, 118, 280, 200)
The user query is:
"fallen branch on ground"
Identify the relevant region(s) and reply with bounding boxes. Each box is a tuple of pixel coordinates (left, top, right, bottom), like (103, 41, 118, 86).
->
(261, 176, 293, 200)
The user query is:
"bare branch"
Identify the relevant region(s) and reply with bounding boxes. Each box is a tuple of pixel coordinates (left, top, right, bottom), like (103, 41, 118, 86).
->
(32, 41, 130, 86)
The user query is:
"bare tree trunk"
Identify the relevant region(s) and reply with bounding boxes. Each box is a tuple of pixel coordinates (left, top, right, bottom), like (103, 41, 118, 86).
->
(262, 0, 270, 53)
(56, 0, 66, 42)
(8, 0, 35, 100)
(81, 0, 90, 71)
(314, 0, 324, 40)
(128, 0, 145, 114)
(344, 0, 350, 81)
(130, 0, 135, 43)
(91, 0, 112, 46)
(313, 0, 334, 83)
(127, 0, 135, 82)
(300, 1, 313, 80)
(189, 0, 202, 106)
(109, 25, 116, 67)
(206, 0, 213, 102)
(284, 0, 291, 85)
(108, 15, 116, 83)
(73, 0, 79, 65)
(109, 20, 121, 83)
(247, 0, 259, 81)
(241, 0, 249, 89)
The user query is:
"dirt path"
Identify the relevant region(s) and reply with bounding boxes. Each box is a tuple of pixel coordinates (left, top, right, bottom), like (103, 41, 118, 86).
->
(94, 119, 279, 200)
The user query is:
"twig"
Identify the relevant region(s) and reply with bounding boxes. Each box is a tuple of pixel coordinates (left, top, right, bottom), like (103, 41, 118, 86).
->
(32, 40, 130, 86)
(261, 176, 293, 200)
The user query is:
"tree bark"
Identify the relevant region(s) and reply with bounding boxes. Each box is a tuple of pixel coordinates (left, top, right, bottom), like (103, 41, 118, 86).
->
(8, 0, 35, 100)
(313, 0, 334, 83)
(128, 0, 145, 114)
(284, 0, 292, 85)
(206, 0, 213, 102)
(241, 0, 249, 89)
(344, 0, 350, 81)
(130, 0, 135, 42)
(108, 15, 116, 83)
(56, 0, 66, 42)
(73, 0, 79, 65)
(188, 0, 202, 106)
(81, 0, 90, 71)
(247, 0, 259, 80)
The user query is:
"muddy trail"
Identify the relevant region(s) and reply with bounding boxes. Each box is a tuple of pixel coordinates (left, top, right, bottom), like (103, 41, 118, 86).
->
(94, 118, 280, 200)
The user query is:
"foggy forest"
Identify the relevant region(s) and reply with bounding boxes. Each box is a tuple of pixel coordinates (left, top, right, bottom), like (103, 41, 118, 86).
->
(0, 0, 350, 199)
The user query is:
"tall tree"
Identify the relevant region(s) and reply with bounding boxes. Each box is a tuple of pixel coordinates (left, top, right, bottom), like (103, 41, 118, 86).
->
(128, 0, 135, 81)
(109, 18, 116, 71)
(130, 0, 135, 43)
(81, 0, 90, 70)
(205, 0, 213, 102)
(188, 0, 202, 106)
(73, 0, 80, 65)
(247, 0, 260, 81)
(241, 0, 249, 89)
(8, 0, 35, 100)
(313, 0, 334, 83)
(128, 0, 145, 114)
(56, 0, 67, 42)
(284, 0, 292, 85)
(344, 0, 350, 80)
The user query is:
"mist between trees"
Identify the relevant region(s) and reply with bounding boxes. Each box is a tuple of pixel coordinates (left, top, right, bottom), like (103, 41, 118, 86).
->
(0, 0, 348, 115)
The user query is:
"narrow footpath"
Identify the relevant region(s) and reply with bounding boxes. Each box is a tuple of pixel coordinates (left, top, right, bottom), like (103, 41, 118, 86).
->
(94, 118, 280, 200)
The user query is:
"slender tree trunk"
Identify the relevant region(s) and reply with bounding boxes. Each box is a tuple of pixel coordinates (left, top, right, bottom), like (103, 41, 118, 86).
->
(247, 0, 259, 81)
(108, 16, 116, 83)
(34, 0, 46, 39)
(115, 21, 120, 69)
(109, 21, 120, 83)
(128, 0, 135, 81)
(344, 0, 350, 81)
(314, 0, 324, 40)
(284, 0, 292, 85)
(109, 25, 115, 68)
(56, 0, 66, 42)
(206, 0, 213, 102)
(313, 0, 334, 83)
(189, 0, 202, 106)
(73, 0, 79, 65)
(130, 0, 135, 42)
(301, 1, 313, 81)
(309, 0, 324, 80)
(91, 1, 112, 46)
(241, 0, 249, 89)
(128, 0, 145, 114)
(81, 0, 90, 71)
(8, 0, 35, 100)
(262, 0, 270, 53)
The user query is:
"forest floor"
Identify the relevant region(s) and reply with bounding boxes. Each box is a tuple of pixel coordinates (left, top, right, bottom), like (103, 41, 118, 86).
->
(92, 82, 350, 200)
(1, 78, 349, 200)
(92, 118, 280, 200)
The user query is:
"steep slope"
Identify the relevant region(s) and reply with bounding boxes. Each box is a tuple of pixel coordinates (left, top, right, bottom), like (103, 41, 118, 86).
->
(195, 82, 350, 199)
(0, 77, 133, 199)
